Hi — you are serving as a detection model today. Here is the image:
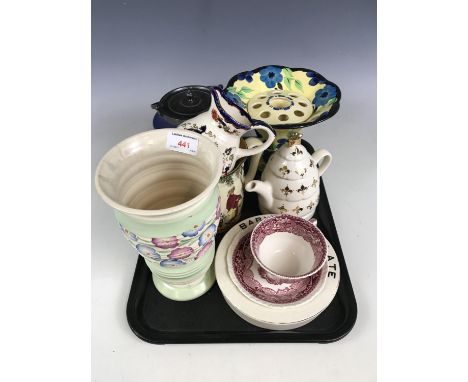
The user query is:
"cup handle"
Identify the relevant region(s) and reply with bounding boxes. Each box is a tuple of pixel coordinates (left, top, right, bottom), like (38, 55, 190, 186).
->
(310, 148, 332, 177)
(235, 122, 275, 159)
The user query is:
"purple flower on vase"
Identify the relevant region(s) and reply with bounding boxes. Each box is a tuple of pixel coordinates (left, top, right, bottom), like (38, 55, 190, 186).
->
(160, 259, 186, 267)
(196, 241, 213, 260)
(119, 224, 138, 241)
(259, 66, 283, 88)
(151, 236, 179, 249)
(182, 222, 205, 237)
(198, 224, 217, 246)
(136, 244, 161, 260)
(168, 246, 194, 259)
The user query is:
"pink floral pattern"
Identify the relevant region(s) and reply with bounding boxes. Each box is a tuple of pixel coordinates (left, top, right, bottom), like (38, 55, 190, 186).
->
(118, 197, 221, 266)
(152, 236, 179, 249)
(250, 214, 327, 279)
(232, 232, 321, 304)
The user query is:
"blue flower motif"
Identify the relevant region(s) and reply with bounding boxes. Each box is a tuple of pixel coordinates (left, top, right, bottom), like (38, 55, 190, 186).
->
(198, 224, 217, 246)
(313, 85, 337, 107)
(259, 66, 283, 88)
(276, 138, 288, 149)
(136, 244, 160, 260)
(238, 71, 254, 83)
(306, 71, 321, 86)
(182, 221, 205, 237)
(224, 91, 244, 108)
(160, 259, 186, 267)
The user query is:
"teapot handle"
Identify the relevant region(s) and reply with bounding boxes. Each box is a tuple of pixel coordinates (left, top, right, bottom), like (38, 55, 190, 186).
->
(235, 122, 275, 159)
(310, 148, 332, 177)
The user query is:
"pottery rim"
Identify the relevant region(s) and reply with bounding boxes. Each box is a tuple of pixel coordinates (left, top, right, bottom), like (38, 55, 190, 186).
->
(249, 214, 328, 280)
(95, 128, 222, 217)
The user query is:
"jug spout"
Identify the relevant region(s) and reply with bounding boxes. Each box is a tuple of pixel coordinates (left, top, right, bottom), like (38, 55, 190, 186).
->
(245, 180, 273, 209)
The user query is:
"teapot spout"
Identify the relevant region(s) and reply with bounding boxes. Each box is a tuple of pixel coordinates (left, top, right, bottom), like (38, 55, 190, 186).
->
(245, 180, 273, 209)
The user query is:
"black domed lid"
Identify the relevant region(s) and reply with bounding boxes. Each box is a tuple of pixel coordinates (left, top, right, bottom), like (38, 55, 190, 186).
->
(152, 85, 212, 120)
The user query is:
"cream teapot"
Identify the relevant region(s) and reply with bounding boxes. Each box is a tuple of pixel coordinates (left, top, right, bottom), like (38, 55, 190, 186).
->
(245, 133, 332, 219)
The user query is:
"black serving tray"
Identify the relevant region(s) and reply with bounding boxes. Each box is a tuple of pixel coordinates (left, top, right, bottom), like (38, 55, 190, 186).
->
(126, 140, 357, 344)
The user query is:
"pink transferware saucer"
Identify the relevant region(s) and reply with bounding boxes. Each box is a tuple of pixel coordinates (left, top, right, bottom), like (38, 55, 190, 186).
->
(226, 230, 327, 308)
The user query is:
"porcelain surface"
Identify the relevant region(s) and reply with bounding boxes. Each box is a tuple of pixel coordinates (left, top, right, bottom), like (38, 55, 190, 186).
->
(250, 215, 327, 280)
(247, 90, 314, 125)
(225, 65, 341, 129)
(217, 137, 263, 232)
(245, 134, 332, 218)
(178, 87, 275, 175)
(225, 65, 340, 155)
(214, 215, 341, 330)
(95, 129, 223, 300)
(226, 229, 327, 308)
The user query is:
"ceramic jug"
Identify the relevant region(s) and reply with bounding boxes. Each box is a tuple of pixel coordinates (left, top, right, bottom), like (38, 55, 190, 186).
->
(217, 137, 263, 232)
(95, 129, 223, 301)
(178, 86, 275, 175)
(245, 133, 332, 219)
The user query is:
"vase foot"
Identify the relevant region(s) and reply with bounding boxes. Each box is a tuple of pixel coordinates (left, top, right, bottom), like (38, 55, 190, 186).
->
(151, 264, 216, 301)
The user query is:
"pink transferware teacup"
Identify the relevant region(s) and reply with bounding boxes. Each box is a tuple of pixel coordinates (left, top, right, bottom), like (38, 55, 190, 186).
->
(249, 214, 327, 283)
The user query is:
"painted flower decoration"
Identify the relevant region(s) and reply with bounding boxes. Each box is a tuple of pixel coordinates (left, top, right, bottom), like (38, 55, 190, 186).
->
(237, 71, 254, 82)
(259, 66, 283, 88)
(196, 240, 213, 260)
(306, 71, 321, 86)
(119, 224, 138, 241)
(168, 246, 194, 259)
(224, 91, 244, 108)
(211, 108, 220, 122)
(136, 244, 160, 260)
(151, 236, 179, 249)
(276, 138, 288, 149)
(160, 259, 186, 267)
(182, 222, 205, 237)
(313, 85, 337, 107)
(198, 224, 217, 246)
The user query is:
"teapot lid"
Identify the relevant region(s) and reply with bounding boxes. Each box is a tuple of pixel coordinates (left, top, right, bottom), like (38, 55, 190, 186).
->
(151, 85, 212, 121)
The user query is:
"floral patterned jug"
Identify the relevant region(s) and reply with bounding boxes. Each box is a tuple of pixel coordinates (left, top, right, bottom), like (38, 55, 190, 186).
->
(178, 87, 275, 175)
(245, 132, 332, 219)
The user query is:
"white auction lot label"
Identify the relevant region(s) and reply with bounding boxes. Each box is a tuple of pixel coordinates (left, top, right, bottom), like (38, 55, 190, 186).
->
(166, 131, 199, 155)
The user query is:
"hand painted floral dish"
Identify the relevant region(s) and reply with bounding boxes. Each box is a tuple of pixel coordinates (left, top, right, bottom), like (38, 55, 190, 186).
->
(226, 229, 327, 308)
(225, 65, 341, 151)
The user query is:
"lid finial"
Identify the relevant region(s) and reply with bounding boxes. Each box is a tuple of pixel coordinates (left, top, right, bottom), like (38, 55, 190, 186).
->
(287, 131, 303, 147)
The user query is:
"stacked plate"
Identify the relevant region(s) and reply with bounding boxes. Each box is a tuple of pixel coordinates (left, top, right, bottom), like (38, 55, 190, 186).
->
(215, 215, 340, 330)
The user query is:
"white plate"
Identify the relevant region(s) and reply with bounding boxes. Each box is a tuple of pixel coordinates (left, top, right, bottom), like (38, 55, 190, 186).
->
(226, 224, 327, 309)
(215, 215, 341, 330)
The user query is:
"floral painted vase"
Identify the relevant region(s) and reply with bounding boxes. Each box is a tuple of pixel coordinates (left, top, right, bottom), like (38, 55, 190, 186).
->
(95, 129, 223, 301)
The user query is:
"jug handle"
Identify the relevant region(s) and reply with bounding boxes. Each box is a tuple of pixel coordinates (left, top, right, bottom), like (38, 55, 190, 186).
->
(235, 122, 275, 159)
(244, 137, 264, 183)
(310, 148, 332, 177)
